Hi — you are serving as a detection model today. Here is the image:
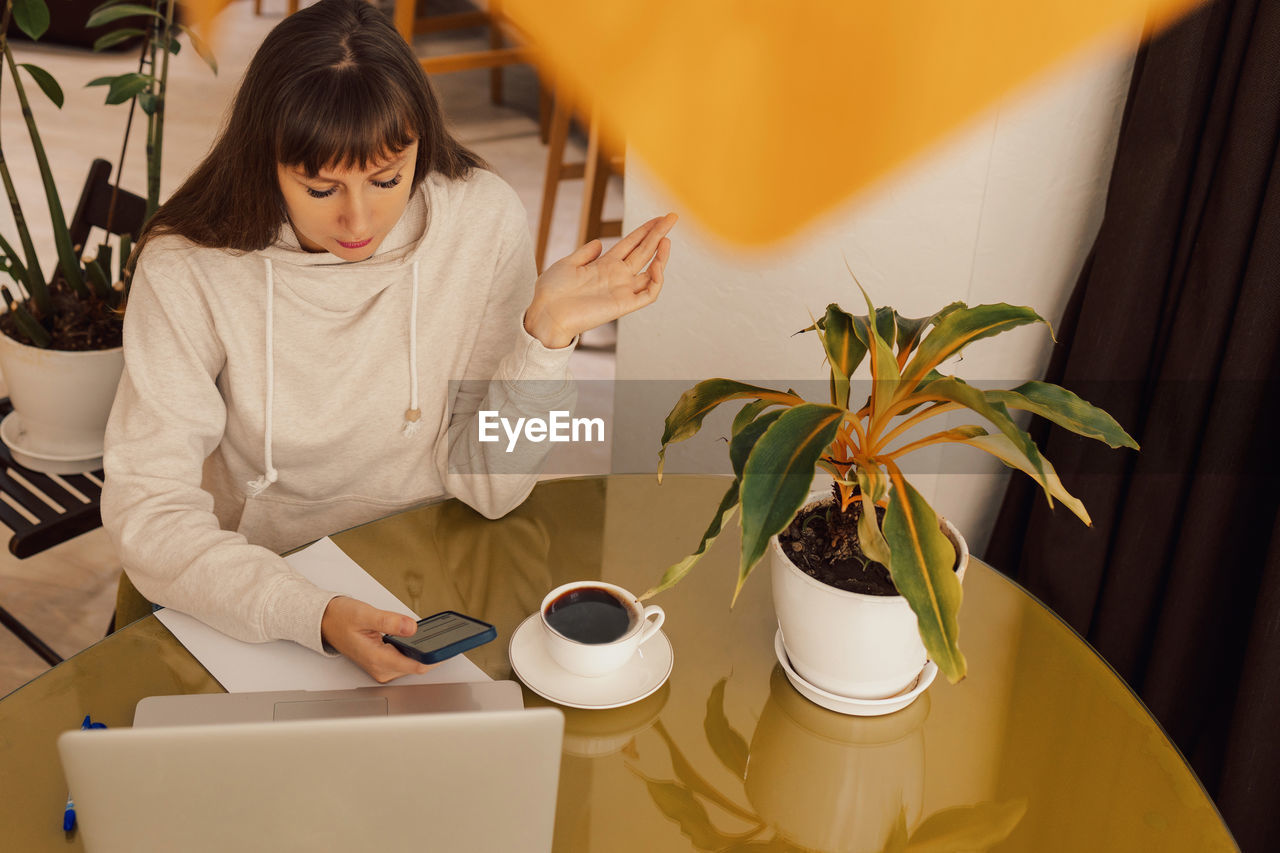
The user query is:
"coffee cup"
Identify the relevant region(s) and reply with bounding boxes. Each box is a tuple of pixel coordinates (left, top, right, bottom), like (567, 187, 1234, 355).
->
(540, 581, 665, 677)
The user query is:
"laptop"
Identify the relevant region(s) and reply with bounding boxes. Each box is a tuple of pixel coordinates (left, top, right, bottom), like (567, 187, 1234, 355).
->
(133, 680, 525, 725)
(58, 707, 565, 853)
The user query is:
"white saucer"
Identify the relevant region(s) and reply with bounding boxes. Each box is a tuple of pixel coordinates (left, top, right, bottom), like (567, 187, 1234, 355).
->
(774, 630, 937, 717)
(509, 613, 673, 710)
(0, 411, 103, 474)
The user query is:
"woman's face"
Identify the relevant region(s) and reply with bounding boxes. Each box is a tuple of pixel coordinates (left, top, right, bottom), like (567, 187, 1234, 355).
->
(276, 140, 419, 261)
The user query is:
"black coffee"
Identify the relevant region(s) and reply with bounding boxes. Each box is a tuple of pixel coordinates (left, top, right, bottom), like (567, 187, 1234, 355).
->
(545, 587, 632, 644)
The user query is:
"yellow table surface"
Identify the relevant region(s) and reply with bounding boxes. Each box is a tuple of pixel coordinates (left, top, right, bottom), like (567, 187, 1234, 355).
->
(0, 475, 1238, 851)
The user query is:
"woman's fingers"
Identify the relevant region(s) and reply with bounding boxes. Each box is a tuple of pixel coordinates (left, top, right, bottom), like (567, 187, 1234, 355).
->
(621, 213, 677, 272)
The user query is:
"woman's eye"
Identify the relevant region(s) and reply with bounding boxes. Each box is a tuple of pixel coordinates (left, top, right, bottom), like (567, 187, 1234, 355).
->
(306, 186, 337, 199)
(375, 174, 402, 190)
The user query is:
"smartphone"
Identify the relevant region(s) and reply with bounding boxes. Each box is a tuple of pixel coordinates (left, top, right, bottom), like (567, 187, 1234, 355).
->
(382, 611, 497, 665)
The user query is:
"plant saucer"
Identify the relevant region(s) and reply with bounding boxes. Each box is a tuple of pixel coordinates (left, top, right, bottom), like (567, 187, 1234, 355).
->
(774, 630, 937, 717)
(0, 412, 104, 474)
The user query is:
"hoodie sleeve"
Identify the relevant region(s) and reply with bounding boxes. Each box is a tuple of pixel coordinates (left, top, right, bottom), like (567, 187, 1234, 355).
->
(437, 181, 578, 519)
(101, 252, 340, 653)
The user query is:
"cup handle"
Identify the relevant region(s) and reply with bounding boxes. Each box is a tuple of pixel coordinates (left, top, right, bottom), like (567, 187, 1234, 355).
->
(636, 604, 665, 644)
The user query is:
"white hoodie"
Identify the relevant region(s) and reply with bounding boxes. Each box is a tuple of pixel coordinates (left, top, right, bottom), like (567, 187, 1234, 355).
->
(102, 170, 575, 653)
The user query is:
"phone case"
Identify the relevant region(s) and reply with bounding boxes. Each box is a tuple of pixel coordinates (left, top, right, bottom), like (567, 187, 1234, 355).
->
(383, 611, 497, 664)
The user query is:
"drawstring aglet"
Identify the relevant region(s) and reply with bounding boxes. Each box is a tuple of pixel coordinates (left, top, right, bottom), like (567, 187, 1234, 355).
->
(402, 408, 422, 437)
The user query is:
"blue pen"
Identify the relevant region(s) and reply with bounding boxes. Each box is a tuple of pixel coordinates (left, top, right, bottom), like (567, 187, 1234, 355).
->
(63, 715, 106, 832)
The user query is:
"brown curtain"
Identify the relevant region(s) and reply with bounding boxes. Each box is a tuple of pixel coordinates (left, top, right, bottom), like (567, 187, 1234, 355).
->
(986, 1, 1280, 850)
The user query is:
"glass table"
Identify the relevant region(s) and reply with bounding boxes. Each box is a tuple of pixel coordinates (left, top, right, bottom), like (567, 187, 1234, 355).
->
(0, 475, 1239, 851)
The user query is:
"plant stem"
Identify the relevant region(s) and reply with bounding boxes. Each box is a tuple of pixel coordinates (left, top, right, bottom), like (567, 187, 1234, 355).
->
(146, 0, 175, 221)
(2, 44, 87, 297)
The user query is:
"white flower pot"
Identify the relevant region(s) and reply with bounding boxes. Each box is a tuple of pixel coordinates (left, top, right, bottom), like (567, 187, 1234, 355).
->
(770, 496, 968, 700)
(0, 331, 123, 472)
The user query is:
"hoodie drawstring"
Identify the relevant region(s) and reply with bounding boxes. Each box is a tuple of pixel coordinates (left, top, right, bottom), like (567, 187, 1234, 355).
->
(247, 258, 279, 496)
(402, 260, 422, 437)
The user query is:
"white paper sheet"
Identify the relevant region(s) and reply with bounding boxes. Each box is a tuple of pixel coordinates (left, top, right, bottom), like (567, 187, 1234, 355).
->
(155, 537, 491, 692)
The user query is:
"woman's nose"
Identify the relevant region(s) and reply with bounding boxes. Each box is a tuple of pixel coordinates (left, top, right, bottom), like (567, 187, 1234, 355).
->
(340, 193, 371, 235)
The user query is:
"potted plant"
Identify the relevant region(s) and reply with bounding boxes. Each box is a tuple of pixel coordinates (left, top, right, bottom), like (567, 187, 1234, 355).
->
(645, 281, 1138, 701)
(0, 0, 212, 469)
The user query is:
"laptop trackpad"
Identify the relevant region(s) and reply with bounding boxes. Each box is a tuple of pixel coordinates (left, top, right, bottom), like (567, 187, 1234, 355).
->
(273, 696, 389, 721)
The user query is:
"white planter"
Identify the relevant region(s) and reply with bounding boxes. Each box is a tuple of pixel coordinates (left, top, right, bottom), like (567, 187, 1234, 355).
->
(0, 331, 123, 472)
(770, 496, 968, 700)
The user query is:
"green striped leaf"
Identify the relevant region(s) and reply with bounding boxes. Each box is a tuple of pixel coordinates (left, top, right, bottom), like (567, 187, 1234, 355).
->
(659, 379, 801, 478)
(738, 404, 845, 599)
(854, 470, 891, 566)
(731, 398, 774, 437)
(882, 466, 965, 683)
(919, 377, 1049, 492)
(961, 433, 1091, 525)
(641, 481, 738, 600)
(987, 381, 1139, 449)
(901, 303, 1047, 387)
(894, 302, 965, 361)
(730, 408, 785, 478)
(12, 0, 49, 40)
(821, 304, 862, 409)
(18, 64, 63, 109)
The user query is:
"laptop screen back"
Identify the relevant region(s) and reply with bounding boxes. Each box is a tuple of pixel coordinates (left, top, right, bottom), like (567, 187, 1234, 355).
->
(58, 708, 563, 853)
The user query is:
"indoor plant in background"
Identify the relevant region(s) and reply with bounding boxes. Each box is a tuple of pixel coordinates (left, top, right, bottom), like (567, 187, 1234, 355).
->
(646, 280, 1138, 707)
(0, 0, 212, 471)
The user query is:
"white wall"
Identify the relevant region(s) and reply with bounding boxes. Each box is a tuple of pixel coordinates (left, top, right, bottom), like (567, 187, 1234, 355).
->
(612, 35, 1139, 558)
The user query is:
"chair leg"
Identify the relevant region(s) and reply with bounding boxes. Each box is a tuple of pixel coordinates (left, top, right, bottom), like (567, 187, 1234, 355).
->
(578, 112, 614, 247)
(0, 602, 63, 667)
(536, 97, 574, 273)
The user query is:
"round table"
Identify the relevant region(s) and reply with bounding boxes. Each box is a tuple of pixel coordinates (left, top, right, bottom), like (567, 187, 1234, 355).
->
(0, 475, 1239, 851)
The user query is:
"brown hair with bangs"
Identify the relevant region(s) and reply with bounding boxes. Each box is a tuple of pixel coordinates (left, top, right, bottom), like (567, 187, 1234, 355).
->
(133, 0, 482, 261)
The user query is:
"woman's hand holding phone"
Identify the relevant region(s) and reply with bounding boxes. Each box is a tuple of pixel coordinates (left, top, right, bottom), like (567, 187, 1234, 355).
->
(320, 596, 434, 683)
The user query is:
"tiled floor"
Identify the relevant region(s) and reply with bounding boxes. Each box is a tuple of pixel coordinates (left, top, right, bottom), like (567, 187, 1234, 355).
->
(0, 0, 621, 697)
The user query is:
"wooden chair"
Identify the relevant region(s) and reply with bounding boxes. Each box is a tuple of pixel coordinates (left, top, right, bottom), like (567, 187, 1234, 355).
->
(0, 159, 145, 666)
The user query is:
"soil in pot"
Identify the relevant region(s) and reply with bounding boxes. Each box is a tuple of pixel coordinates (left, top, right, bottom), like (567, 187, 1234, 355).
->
(0, 277, 123, 351)
(778, 486, 897, 596)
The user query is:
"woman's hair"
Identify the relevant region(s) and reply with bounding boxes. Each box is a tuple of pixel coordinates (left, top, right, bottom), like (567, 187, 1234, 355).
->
(133, 0, 483, 259)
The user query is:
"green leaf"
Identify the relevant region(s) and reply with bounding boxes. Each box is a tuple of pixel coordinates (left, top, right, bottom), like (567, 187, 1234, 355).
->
(86, 76, 116, 88)
(882, 465, 965, 683)
(92, 27, 147, 52)
(104, 73, 153, 105)
(730, 409, 785, 478)
(988, 381, 1139, 449)
(906, 799, 1028, 851)
(901, 303, 1048, 388)
(117, 233, 132, 281)
(17, 64, 63, 109)
(642, 482, 738, 600)
(166, 37, 181, 55)
(179, 24, 219, 74)
(894, 302, 965, 362)
(704, 679, 749, 780)
(919, 377, 1049, 495)
(0, 234, 30, 290)
(961, 433, 1091, 525)
(731, 399, 775, 437)
(820, 304, 864, 409)
(138, 92, 158, 115)
(854, 470, 891, 565)
(1, 286, 52, 347)
(738, 403, 845, 600)
(659, 379, 802, 479)
(12, 0, 50, 40)
(86, 3, 163, 27)
(85, 258, 112, 299)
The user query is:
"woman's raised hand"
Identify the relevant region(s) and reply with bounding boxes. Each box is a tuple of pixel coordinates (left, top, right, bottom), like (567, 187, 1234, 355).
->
(523, 213, 677, 349)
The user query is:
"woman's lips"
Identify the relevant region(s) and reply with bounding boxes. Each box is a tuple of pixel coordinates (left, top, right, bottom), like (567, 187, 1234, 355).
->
(337, 237, 373, 249)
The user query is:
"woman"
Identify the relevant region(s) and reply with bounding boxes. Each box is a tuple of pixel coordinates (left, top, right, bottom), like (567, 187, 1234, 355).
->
(102, 0, 675, 682)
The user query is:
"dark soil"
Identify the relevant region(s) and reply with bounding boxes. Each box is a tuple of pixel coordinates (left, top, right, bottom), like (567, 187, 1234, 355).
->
(778, 487, 899, 596)
(0, 277, 123, 350)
